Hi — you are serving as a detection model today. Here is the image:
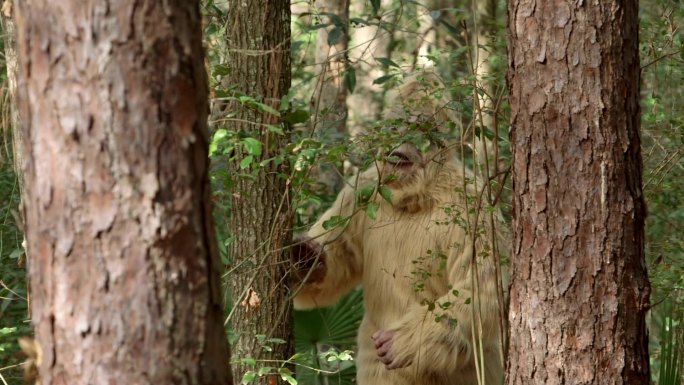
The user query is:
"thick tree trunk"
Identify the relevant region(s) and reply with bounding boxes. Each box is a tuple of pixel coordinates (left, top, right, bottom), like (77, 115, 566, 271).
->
(13, 1, 232, 384)
(506, 1, 650, 384)
(225, 1, 294, 383)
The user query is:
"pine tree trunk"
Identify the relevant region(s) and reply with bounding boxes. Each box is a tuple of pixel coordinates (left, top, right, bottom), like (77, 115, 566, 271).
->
(225, 1, 294, 383)
(13, 1, 232, 384)
(506, 1, 650, 384)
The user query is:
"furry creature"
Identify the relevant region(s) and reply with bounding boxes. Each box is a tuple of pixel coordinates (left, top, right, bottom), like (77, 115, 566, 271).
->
(292, 73, 505, 385)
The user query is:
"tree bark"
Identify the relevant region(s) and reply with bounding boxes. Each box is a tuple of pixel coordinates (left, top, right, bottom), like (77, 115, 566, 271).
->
(225, 1, 294, 383)
(506, 1, 650, 384)
(13, 1, 232, 384)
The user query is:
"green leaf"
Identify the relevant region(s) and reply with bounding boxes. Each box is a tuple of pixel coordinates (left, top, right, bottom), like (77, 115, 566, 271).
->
(365, 202, 379, 220)
(279, 368, 297, 385)
(258, 366, 273, 376)
(379, 185, 393, 204)
(284, 109, 310, 124)
(210, 128, 228, 156)
(266, 124, 284, 134)
(345, 67, 357, 94)
(0, 327, 17, 335)
(373, 74, 396, 85)
(214, 89, 229, 98)
(376, 57, 399, 68)
(242, 138, 262, 156)
(356, 184, 375, 203)
(241, 357, 257, 366)
(327, 26, 343, 45)
(254, 102, 280, 117)
(240, 155, 254, 169)
(322, 215, 349, 231)
(9, 248, 24, 259)
(241, 371, 257, 384)
(213, 64, 230, 77)
(204, 23, 220, 36)
(279, 93, 291, 111)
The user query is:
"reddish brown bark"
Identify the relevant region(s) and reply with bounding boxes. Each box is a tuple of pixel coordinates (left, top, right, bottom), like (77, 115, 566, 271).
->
(14, 1, 232, 384)
(506, 1, 650, 384)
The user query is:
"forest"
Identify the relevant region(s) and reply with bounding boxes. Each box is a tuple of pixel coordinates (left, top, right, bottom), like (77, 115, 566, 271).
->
(0, 0, 682, 384)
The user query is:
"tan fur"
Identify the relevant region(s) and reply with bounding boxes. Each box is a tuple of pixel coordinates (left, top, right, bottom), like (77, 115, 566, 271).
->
(294, 74, 505, 385)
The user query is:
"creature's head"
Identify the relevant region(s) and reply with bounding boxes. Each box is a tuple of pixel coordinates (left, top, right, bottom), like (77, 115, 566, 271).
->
(377, 72, 463, 208)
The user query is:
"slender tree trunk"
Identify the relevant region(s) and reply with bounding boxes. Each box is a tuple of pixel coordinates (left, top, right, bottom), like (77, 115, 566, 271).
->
(1, 1, 21, 190)
(347, 0, 392, 137)
(2, 0, 29, 316)
(311, 0, 350, 198)
(506, 1, 650, 384)
(13, 1, 232, 384)
(225, 1, 294, 383)
(471, 0, 497, 173)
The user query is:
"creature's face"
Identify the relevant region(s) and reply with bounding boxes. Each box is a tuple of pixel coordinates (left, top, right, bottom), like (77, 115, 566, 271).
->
(377, 73, 459, 204)
(379, 120, 451, 193)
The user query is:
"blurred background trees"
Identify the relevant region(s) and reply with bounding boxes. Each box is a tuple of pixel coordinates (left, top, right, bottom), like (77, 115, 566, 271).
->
(0, 0, 682, 384)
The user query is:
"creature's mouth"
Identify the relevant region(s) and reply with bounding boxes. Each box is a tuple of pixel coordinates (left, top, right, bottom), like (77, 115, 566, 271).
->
(386, 151, 414, 167)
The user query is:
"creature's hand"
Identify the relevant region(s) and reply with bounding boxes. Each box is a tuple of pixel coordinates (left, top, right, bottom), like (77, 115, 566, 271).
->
(290, 235, 326, 283)
(372, 330, 412, 370)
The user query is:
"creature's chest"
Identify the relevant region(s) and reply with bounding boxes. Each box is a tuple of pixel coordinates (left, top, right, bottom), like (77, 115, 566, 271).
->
(360, 208, 452, 302)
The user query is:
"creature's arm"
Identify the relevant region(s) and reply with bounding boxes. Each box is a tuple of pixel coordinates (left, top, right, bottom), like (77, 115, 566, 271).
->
(376, 237, 501, 376)
(292, 181, 366, 310)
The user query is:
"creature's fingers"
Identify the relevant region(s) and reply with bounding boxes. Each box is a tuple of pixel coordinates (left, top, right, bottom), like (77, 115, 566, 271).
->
(376, 340, 393, 356)
(379, 354, 393, 365)
(371, 330, 393, 349)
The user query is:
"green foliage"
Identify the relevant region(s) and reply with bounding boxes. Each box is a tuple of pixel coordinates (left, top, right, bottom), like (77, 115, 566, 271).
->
(658, 307, 682, 385)
(0, 1, 680, 384)
(294, 288, 363, 385)
(0, 153, 29, 383)
(640, 0, 684, 379)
